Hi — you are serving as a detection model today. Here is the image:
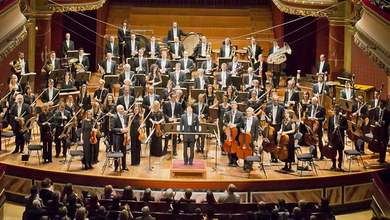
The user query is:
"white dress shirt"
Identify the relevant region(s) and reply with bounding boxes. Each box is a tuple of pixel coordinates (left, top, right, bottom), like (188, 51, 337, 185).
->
(175, 43, 179, 56)
(246, 117, 253, 133)
(319, 61, 324, 73)
(224, 45, 230, 58)
(272, 105, 278, 125)
(201, 43, 207, 57)
(106, 60, 112, 74)
(187, 113, 192, 125)
(221, 71, 226, 88)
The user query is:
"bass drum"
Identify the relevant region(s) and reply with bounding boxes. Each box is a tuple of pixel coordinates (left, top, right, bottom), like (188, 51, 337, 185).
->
(182, 33, 200, 57)
(135, 34, 150, 50)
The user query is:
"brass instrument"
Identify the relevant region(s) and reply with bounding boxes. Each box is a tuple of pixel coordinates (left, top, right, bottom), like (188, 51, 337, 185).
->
(207, 42, 212, 55)
(98, 64, 105, 75)
(267, 42, 292, 64)
(47, 63, 54, 72)
(9, 60, 22, 72)
(74, 62, 85, 70)
(230, 46, 236, 57)
(69, 58, 78, 64)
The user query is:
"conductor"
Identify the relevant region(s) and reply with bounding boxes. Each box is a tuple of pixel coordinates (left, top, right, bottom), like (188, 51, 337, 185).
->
(180, 106, 199, 165)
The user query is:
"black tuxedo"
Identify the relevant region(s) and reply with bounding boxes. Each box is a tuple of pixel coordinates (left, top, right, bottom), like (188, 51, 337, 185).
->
(227, 62, 243, 75)
(268, 46, 279, 55)
(223, 110, 244, 164)
(61, 40, 74, 57)
(117, 95, 135, 110)
(193, 102, 209, 152)
(373, 108, 390, 162)
(216, 71, 232, 90)
(219, 45, 233, 58)
(352, 102, 368, 119)
(312, 83, 330, 97)
(169, 42, 184, 58)
(179, 58, 195, 76)
(328, 113, 348, 167)
(118, 27, 131, 43)
(110, 113, 129, 169)
(118, 70, 136, 86)
(340, 89, 356, 100)
(247, 44, 263, 61)
(133, 57, 149, 75)
(125, 40, 140, 58)
(180, 113, 199, 164)
(193, 42, 209, 57)
(316, 61, 330, 74)
(169, 71, 186, 87)
(283, 89, 300, 113)
(201, 60, 217, 74)
(93, 88, 108, 104)
(54, 110, 72, 157)
(41, 88, 60, 105)
(38, 111, 54, 161)
(9, 103, 31, 153)
(104, 42, 120, 57)
(264, 104, 285, 127)
(167, 28, 187, 41)
(254, 61, 267, 88)
(143, 94, 160, 134)
(146, 42, 160, 57)
(194, 75, 209, 89)
(156, 58, 172, 74)
(100, 59, 118, 76)
(307, 104, 326, 157)
(76, 56, 90, 71)
(163, 101, 183, 154)
(11, 59, 29, 79)
(242, 116, 260, 170)
(43, 58, 61, 73)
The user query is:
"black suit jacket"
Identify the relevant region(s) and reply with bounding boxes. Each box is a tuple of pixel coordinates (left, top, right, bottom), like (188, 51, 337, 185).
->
(146, 42, 160, 57)
(54, 110, 72, 128)
(192, 102, 210, 120)
(227, 62, 243, 75)
(117, 27, 131, 43)
(340, 89, 356, 100)
(163, 101, 182, 122)
(352, 102, 368, 119)
(104, 42, 120, 57)
(219, 45, 233, 58)
(247, 44, 263, 60)
(328, 114, 348, 135)
(142, 94, 161, 116)
(216, 71, 232, 90)
(169, 42, 184, 58)
(179, 58, 195, 73)
(77, 94, 92, 111)
(264, 104, 285, 126)
(93, 88, 108, 104)
(169, 71, 186, 87)
(118, 71, 136, 86)
(117, 95, 135, 110)
(41, 88, 60, 105)
(76, 56, 90, 71)
(133, 57, 149, 73)
(307, 104, 326, 125)
(61, 40, 75, 57)
(283, 89, 299, 108)
(100, 59, 118, 75)
(156, 58, 172, 73)
(167, 28, 187, 41)
(194, 75, 209, 89)
(268, 46, 279, 55)
(125, 40, 140, 58)
(193, 42, 209, 57)
(255, 61, 267, 79)
(316, 61, 331, 74)
(9, 103, 31, 130)
(201, 61, 217, 74)
(223, 110, 244, 129)
(43, 58, 61, 73)
(180, 113, 199, 142)
(110, 113, 128, 134)
(11, 60, 29, 75)
(312, 83, 330, 97)
(243, 116, 260, 143)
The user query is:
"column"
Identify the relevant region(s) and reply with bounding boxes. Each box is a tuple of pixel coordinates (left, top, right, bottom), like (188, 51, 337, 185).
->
(328, 23, 345, 81)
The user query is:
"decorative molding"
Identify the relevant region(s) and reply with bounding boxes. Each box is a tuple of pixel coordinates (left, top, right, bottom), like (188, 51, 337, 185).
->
(280, 0, 334, 6)
(47, 0, 106, 12)
(271, 0, 332, 17)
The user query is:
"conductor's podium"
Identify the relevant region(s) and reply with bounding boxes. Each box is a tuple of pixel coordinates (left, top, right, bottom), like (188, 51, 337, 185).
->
(171, 160, 206, 178)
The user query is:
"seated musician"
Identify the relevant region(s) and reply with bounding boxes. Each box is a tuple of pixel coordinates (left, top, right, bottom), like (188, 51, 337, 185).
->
(43, 51, 61, 75)
(162, 80, 175, 101)
(227, 55, 243, 76)
(156, 51, 171, 75)
(116, 86, 135, 113)
(133, 49, 149, 75)
(248, 80, 264, 102)
(167, 21, 187, 42)
(242, 107, 260, 171)
(163, 92, 182, 156)
(61, 33, 75, 58)
(194, 68, 209, 90)
(75, 48, 90, 72)
(169, 63, 186, 88)
(100, 52, 118, 79)
(10, 51, 29, 80)
(316, 54, 330, 75)
(179, 51, 194, 79)
(311, 74, 329, 98)
(125, 33, 140, 59)
(264, 94, 285, 163)
(41, 79, 60, 107)
(93, 79, 108, 105)
(38, 103, 54, 163)
(244, 67, 256, 91)
(255, 54, 267, 89)
(9, 94, 31, 154)
(279, 110, 296, 172)
(223, 101, 244, 167)
(77, 84, 92, 112)
(374, 100, 390, 164)
(146, 35, 160, 58)
(142, 85, 160, 136)
(146, 64, 163, 87)
(216, 63, 232, 91)
(118, 64, 136, 87)
(370, 90, 380, 108)
(60, 72, 74, 90)
(104, 36, 119, 57)
(306, 97, 326, 160)
(328, 104, 348, 170)
(219, 38, 233, 58)
(54, 102, 72, 158)
(169, 37, 184, 59)
(193, 36, 208, 58)
(119, 79, 134, 97)
(340, 81, 356, 100)
(193, 94, 209, 154)
(247, 38, 263, 65)
(201, 54, 217, 75)
(247, 90, 262, 114)
(291, 73, 302, 91)
(284, 80, 300, 114)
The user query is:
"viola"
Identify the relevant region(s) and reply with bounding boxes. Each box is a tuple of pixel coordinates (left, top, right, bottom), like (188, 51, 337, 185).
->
(223, 126, 239, 154)
(237, 131, 252, 159)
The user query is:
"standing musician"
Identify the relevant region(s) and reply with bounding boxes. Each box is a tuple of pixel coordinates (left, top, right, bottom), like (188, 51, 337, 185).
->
(201, 54, 218, 75)
(316, 54, 330, 75)
(104, 36, 119, 57)
(156, 51, 172, 75)
(61, 33, 75, 58)
(170, 63, 186, 88)
(118, 20, 131, 63)
(193, 36, 209, 58)
(205, 85, 217, 108)
(351, 95, 369, 152)
(91, 103, 104, 164)
(163, 80, 175, 101)
(340, 81, 356, 100)
(226, 86, 237, 103)
(194, 69, 209, 89)
(117, 86, 135, 112)
(119, 64, 136, 87)
(255, 54, 267, 89)
(244, 67, 256, 91)
(9, 94, 31, 154)
(10, 52, 29, 80)
(328, 104, 348, 170)
(268, 39, 279, 55)
(175, 89, 186, 111)
(93, 79, 108, 105)
(41, 79, 60, 107)
(43, 51, 61, 74)
(373, 100, 390, 164)
(284, 80, 300, 114)
(371, 90, 381, 109)
(312, 74, 329, 97)
(227, 55, 243, 76)
(219, 38, 233, 58)
(102, 93, 116, 150)
(75, 48, 90, 72)
(80, 110, 96, 170)
(100, 52, 118, 79)
(247, 38, 263, 66)
(180, 106, 199, 165)
(223, 101, 244, 166)
(193, 94, 209, 154)
(8, 74, 23, 106)
(248, 80, 264, 101)
(54, 102, 72, 158)
(179, 51, 195, 79)
(169, 37, 184, 59)
(247, 90, 262, 113)
(218, 95, 231, 155)
(130, 105, 143, 165)
(110, 105, 129, 172)
(264, 93, 285, 162)
(146, 64, 163, 87)
(142, 85, 160, 136)
(60, 72, 74, 90)
(23, 85, 35, 107)
(216, 63, 232, 91)
(125, 34, 140, 59)
(163, 92, 182, 156)
(38, 103, 54, 163)
(77, 84, 92, 111)
(146, 35, 160, 58)
(133, 49, 149, 75)
(242, 107, 260, 171)
(279, 111, 296, 172)
(149, 101, 165, 157)
(306, 97, 326, 159)
(167, 21, 187, 42)
(268, 40, 280, 88)
(65, 95, 77, 143)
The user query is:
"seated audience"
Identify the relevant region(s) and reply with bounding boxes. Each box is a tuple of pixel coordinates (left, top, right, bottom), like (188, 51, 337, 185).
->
(179, 188, 196, 203)
(140, 188, 155, 202)
(273, 199, 289, 220)
(75, 207, 88, 220)
(90, 206, 109, 220)
(40, 177, 54, 206)
(24, 185, 43, 220)
(87, 193, 101, 218)
(136, 206, 156, 220)
(46, 191, 65, 219)
(160, 188, 175, 203)
(121, 185, 137, 201)
(102, 185, 114, 199)
(67, 194, 82, 219)
(254, 201, 271, 220)
(217, 184, 240, 204)
(26, 199, 47, 220)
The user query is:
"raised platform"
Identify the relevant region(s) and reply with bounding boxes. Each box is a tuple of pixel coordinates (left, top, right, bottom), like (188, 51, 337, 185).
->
(171, 160, 206, 178)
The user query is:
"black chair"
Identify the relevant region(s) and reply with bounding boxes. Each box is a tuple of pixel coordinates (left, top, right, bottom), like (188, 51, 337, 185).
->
(67, 128, 84, 171)
(102, 152, 124, 175)
(344, 149, 366, 171)
(245, 148, 267, 179)
(296, 145, 318, 176)
(1, 131, 14, 151)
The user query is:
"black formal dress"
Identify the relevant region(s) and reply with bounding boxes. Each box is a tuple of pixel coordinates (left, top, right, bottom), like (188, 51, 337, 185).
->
(38, 111, 54, 162)
(282, 121, 295, 163)
(130, 114, 142, 165)
(328, 114, 348, 168)
(81, 119, 95, 168)
(54, 110, 72, 157)
(60, 80, 74, 90)
(150, 110, 164, 157)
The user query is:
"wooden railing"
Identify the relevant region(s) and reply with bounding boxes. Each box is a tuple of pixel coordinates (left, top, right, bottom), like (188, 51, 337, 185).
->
(371, 172, 390, 218)
(110, 0, 269, 7)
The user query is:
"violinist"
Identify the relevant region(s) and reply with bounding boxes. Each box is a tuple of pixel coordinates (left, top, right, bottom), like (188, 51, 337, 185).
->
(223, 101, 244, 167)
(80, 110, 96, 170)
(110, 105, 129, 172)
(130, 105, 143, 165)
(118, 64, 136, 87)
(162, 80, 175, 101)
(41, 79, 60, 107)
(9, 94, 31, 154)
(92, 103, 104, 164)
(246, 90, 262, 115)
(205, 85, 217, 108)
(284, 80, 299, 114)
(218, 95, 231, 155)
(227, 55, 243, 76)
(163, 92, 182, 156)
(8, 74, 23, 106)
(102, 93, 116, 150)
(23, 85, 35, 107)
(201, 54, 217, 75)
(248, 80, 264, 101)
(54, 102, 72, 158)
(149, 101, 165, 157)
(279, 111, 296, 172)
(146, 64, 163, 87)
(194, 68, 209, 89)
(306, 97, 326, 159)
(351, 95, 368, 153)
(311, 74, 329, 98)
(373, 100, 390, 163)
(180, 106, 199, 166)
(244, 67, 256, 91)
(340, 81, 356, 100)
(60, 72, 74, 90)
(77, 84, 92, 111)
(328, 104, 348, 170)
(193, 94, 209, 154)
(216, 63, 232, 91)
(264, 93, 285, 162)
(226, 86, 236, 103)
(117, 86, 134, 112)
(93, 79, 108, 105)
(38, 103, 53, 163)
(133, 49, 149, 75)
(142, 85, 160, 136)
(242, 107, 260, 172)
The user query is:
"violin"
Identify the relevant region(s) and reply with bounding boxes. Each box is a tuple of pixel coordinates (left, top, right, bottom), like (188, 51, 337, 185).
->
(237, 123, 252, 160)
(138, 109, 148, 141)
(90, 120, 98, 145)
(273, 120, 289, 161)
(155, 124, 163, 137)
(261, 113, 276, 153)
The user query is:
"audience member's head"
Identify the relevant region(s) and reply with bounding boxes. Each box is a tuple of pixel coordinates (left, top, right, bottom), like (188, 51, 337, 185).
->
(63, 183, 73, 197)
(119, 209, 129, 220)
(206, 190, 216, 204)
(320, 197, 329, 208)
(41, 178, 52, 189)
(30, 185, 39, 196)
(258, 201, 266, 211)
(246, 211, 256, 220)
(278, 199, 286, 209)
(75, 207, 87, 220)
(310, 215, 318, 220)
(184, 188, 193, 199)
(141, 206, 151, 217)
(68, 194, 77, 206)
(122, 185, 134, 200)
(143, 188, 152, 200)
(227, 184, 236, 194)
(112, 195, 121, 207)
(97, 206, 106, 217)
(298, 199, 307, 209)
(58, 206, 68, 219)
(104, 185, 113, 198)
(52, 191, 61, 203)
(90, 193, 98, 205)
(164, 188, 174, 199)
(32, 199, 42, 209)
(292, 207, 302, 219)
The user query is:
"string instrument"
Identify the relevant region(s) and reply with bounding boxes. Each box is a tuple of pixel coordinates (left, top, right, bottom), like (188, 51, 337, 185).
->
(59, 108, 82, 139)
(222, 113, 239, 153)
(31, 91, 45, 107)
(42, 112, 56, 139)
(237, 122, 253, 159)
(347, 102, 367, 141)
(90, 119, 98, 145)
(273, 120, 289, 161)
(323, 114, 343, 159)
(368, 109, 386, 153)
(123, 114, 133, 146)
(199, 104, 207, 123)
(48, 90, 60, 109)
(154, 110, 163, 137)
(318, 72, 332, 129)
(261, 113, 276, 153)
(303, 108, 320, 146)
(138, 109, 151, 141)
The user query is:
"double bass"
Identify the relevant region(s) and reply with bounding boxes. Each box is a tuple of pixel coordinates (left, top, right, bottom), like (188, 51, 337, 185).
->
(323, 113, 343, 159)
(273, 120, 289, 161)
(223, 113, 239, 154)
(237, 122, 253, 159)
(261, 113, 276, 153)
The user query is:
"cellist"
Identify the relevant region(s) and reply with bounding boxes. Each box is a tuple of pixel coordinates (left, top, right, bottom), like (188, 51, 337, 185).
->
(351, 95, 368, 153)
(265, 93, 285, 163)
(279, 111, 296, 172)
(373, 100, 390, 164)
(223, 101, 244, 167)
(242, 107, 260, 172)
(306, 97, 326, 160)
(328, 104, 348, 171)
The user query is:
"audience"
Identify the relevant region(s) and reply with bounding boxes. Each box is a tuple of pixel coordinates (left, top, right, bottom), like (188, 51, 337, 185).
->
(26, 199, 47, 220)
(203, 190, 217, 204)
(24, 185, 43, 220)
(179, 188, 196, 203)
(136, 206, 155, 220)
(160, 188, 175, 203)
(102, 185, 114, 199)
(40, 178, 54, 206)
(61, 183, 74, 205)
(86, 193, 100, 218)
(273, 199, 289, 220)
(289, 207, 304, 220)
(217, 184, 240, 204)
(46, 191, 65, 219)
(122, 185, 137, 201)
(203, 209, 217, 220)
(254, 201, 271, 220)
(140, 188, 155, 202)
(75, 207, 88, 220)
(67, 194, 82, 219)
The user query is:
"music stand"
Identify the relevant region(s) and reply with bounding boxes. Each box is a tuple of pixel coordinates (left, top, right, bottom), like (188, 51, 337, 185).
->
(218, 58, 232, 66)
(209, 108, 218, 119)
(339, 98, 354, 112)
(297, 91, 305, 101)
(112, 57, 120, 66)
(134, 86, 144, 98)
(19, 73, 36, 86)
(238, 92, 249, 103)
(191, 89, 206, 101)
(238, 103, 247, 112)
(155, 87, 164, 99)
(135, 74, 146, 86)
(178, 88, 188, 98)
(147, 58, 157, 68)
(215, 91, 225, 102)
(49, 69, 66, 82)
(206, 123, 223, 171)
(75, 71, 90, 83)
(181, 81, 193, 89)
(171, 60, 180, 68)
(103, 75, 119, 93)
(161, 75, 169, 87)
(66, 50, 78, 58)
(162, 122, 180, 161)
(231, 76, 242, 90)
(207, 75, 214, 85)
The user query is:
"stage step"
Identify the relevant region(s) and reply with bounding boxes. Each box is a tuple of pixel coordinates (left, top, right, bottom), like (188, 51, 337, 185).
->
(171, 160, 206, 178)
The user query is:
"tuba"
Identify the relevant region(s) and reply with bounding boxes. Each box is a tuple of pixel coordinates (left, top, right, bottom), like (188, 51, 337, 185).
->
(9, 60, 22, 72)
(267, 42, 292, 64)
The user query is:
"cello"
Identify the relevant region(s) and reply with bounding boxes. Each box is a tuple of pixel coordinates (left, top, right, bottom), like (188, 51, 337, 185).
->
(222, 113, 239, 154)
(261, 113, 276, 153)
(237, 121, 253, 160)
(323, 112, 343, 159)
(273, 120, 289, 161)
(318, 72, 332, 129)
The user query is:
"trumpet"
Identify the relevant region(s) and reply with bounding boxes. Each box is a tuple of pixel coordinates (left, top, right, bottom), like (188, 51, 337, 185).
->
(9, 60, 22, 72)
